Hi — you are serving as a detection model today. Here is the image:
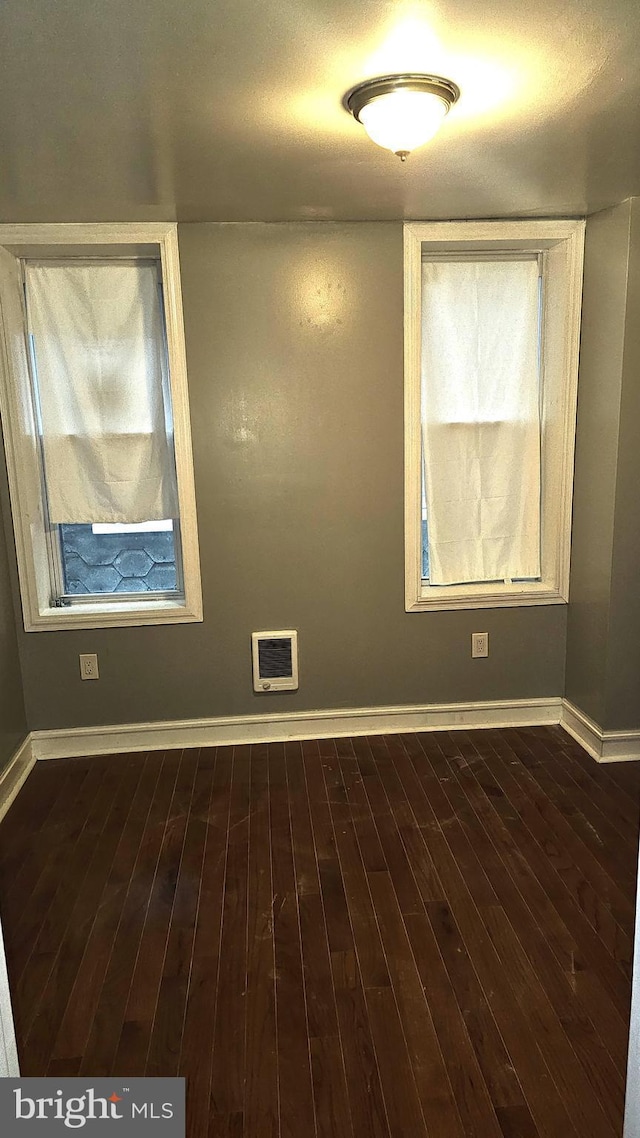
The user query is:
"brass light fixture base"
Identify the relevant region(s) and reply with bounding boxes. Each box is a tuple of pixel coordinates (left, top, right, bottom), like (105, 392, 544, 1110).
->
(344, 74, 460, 122)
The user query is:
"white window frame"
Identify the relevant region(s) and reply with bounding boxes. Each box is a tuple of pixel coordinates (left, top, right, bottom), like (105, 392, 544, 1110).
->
(404, 219, 585, 612)
(0, 222, 203, 631)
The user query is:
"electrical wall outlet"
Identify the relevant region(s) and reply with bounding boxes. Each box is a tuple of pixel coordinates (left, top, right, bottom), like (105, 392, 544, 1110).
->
(79, 653, 99, 680)
(471, 632, 489, 659)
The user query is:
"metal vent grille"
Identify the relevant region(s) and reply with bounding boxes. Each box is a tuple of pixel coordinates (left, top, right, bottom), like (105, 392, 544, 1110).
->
(258, 637, 292, 679)
(251, 630, 298, 692)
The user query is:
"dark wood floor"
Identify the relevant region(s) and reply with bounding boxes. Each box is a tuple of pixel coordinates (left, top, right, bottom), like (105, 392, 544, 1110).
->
(0, 726, 638, 1138)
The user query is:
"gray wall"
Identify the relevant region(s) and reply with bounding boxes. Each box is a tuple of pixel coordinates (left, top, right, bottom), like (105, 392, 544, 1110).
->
(566, 199, 640, 731)
(565, 201, 631, 725)
(606, 198, 640, 729)
(15, 223, 566, 730)
(0, 447, 27, 767)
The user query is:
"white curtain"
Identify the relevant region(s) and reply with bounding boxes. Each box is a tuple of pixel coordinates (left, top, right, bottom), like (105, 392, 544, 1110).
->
(25, 262, 178, 525)
(421, 258, 541, 585)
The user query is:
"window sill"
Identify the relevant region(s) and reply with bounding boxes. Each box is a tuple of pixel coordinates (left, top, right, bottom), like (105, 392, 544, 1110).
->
(406, 585, 568, 612)
(24, 596, 203, 632)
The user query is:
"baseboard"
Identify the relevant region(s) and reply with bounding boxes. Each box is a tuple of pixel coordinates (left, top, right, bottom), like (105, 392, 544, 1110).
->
(0, 735, 35, 823)
(560, 701, 640, 763)
(30, 696, 563, 761)
(20, 696, 640, 769)
(560, 701, 602, 760)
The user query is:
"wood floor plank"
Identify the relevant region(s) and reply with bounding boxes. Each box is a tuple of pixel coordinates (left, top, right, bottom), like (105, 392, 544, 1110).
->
(312, 747, 389, 1138)
(17, 757, 133, 1068)
(78, 749, 184, 1075)
(243, 743, 278, 1138)
(346, 740, 513, 1138)
(392, 738, 541, 1116)
(475, 729, 634, 1011)
(207, 745, 251, 1132)
(332, 982, 390, 1138)
(482, 902, 618, 1138)
(427, 732, 625, 1133)
(287, 743, 354, 1138)
(396, 739, 584, 1138)
(309, 1034, 354, 1138)
(347, 743, 391, 873)
(179, 748, 233, 1138)
(334, 745, 473, 1136)
(328, 821, 390, 990)
(389, 733, 503, 912)
(269, 743, 316, 1138)
(367, 871, 469, 1138)
(10, 759, 110, 988)
(145, 754, 215, 1077)
(321, 749, 390, 992)
(508, 728, 638, 899)
(524, 728, 639, 846)
(47, 753, 156, 1070)
(322, 748, 429, 1138)
(286, 740, 322, 896)
(450, 730, 630, 1076)
(302, 741, 336, 863)
(494, 1103, 540, 1138)
(0, 761, 80, 918)
(450, 730, 589, 973)
(340, 742, 425, 916)
(364, 986, 429, 1137)
(427, 895, 582, 1138)
(405, 909, 539, 1138)
(111, 748, 200, 1075)
(556, 729, 640, 815)
(502, 730, 634, 928)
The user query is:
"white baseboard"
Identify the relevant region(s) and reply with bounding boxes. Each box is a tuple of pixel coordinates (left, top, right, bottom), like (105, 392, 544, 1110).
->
(560, 700, 640, 763)
(0, 735, 35, 824)
(8, 696, 637, 775)
(30, 697, 563, 762)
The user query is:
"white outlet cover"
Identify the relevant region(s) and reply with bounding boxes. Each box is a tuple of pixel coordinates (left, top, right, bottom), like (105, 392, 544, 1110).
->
(471, 633, 489, 658)
(79, 653, 99, 680)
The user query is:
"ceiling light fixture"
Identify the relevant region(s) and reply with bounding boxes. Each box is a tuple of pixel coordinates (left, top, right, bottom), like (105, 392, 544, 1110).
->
(344, 73, 460, 161)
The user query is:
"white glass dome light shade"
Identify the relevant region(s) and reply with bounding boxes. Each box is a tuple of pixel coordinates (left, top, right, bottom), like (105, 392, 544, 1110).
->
(358, 89, 448, 155)
(345, 74, 460, 160)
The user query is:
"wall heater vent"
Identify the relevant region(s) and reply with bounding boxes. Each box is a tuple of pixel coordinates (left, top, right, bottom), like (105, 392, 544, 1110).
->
(252, 630, 298, 692)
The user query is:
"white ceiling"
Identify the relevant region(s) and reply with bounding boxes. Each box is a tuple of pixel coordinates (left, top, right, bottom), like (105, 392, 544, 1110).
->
(1, 0, 639, 222)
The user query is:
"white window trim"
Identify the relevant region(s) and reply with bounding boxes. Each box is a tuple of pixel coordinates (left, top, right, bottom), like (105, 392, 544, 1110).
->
(404, 219, 585, 612)
(0, 222, 203, 631)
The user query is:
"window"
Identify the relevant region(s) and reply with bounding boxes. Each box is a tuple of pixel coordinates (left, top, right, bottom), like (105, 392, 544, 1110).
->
(0, 223, 202, 630)
(404, 220, 585, 611)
